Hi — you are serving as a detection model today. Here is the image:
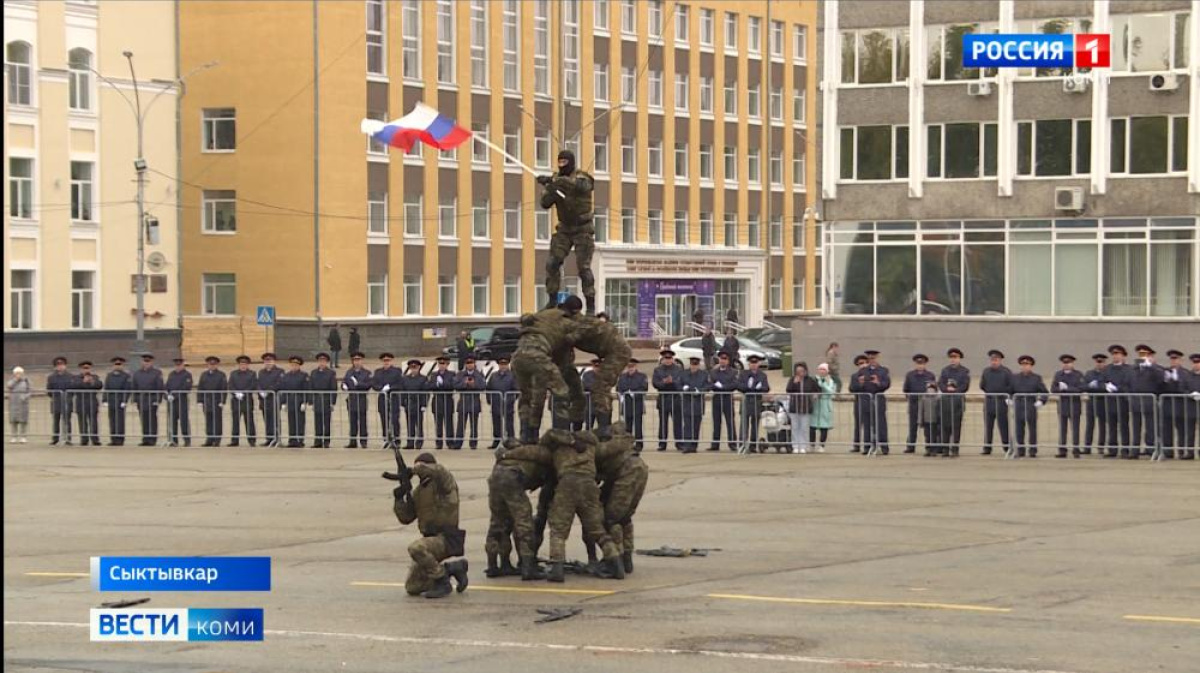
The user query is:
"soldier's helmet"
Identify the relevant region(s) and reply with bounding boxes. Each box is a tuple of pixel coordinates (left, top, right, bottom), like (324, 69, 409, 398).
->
(559, 295, 584, 315)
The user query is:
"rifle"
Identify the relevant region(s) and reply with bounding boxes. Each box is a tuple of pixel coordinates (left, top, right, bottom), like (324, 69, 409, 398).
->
(381, 445, 413, 496)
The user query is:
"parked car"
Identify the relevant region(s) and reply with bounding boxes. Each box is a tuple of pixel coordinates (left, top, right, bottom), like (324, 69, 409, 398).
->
(442, 325, 520, 362)
(753, 329, 793, 353)
(668, 337, 782, 370)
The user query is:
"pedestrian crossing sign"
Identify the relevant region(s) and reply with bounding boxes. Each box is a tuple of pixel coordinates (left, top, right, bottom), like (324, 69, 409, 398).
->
(256, 306, 276, 326)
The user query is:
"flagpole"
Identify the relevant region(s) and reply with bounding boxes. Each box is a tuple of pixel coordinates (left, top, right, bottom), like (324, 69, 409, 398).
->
(474, 135, 566, 200)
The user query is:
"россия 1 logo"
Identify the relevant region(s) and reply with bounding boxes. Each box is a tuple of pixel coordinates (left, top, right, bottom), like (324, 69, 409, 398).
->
(963, 33, 1110, 69)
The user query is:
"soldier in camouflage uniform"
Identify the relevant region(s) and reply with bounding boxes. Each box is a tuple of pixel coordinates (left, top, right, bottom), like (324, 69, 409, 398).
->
(392, 453, 469, 599)
(512, 297, 586, 442)
(538, 150, 597, 314)
(486, 439, 552, 581)
(595, 423, 648, 575)
(568, 314, 633, 440)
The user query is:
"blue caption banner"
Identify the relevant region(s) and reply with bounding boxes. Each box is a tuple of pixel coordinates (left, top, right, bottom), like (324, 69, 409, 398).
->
(92, 556, 271, 592)
(90, 608, 264, 642)
(962, 34, 1073, 68)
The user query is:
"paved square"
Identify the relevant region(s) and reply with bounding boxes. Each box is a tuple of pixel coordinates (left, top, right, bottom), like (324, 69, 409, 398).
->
(4, 443, 1198, 673)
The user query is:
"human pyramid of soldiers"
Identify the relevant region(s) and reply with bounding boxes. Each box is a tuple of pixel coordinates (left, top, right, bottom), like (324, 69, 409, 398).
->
(388, 149, 647, 598)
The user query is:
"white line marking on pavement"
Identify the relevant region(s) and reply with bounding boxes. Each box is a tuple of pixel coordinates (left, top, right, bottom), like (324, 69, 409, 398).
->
(2, 620, 1085, 673)
(1123, 614, 1200, 625)
(708, 593, 1012, 613)
(23, 572, 90, 578)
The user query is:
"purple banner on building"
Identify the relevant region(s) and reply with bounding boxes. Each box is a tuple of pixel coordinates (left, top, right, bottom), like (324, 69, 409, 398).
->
(636, 280, 716, 338)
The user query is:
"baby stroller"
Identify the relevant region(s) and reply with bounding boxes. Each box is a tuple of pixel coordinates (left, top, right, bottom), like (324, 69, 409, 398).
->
(759, 398, 792, 454)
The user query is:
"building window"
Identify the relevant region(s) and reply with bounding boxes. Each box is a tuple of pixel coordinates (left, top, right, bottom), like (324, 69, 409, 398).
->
(1016, 119, 1089, 177)
(674, 73, 689, 112)
(1110, 11, 1190, 73)
(10, 270, 34, 329)
(368, 274, 388, 316)
(648, 70, 663, 109)
(536, 211, 551, 241)
(621, 0, 636, 36)
(436, 0, 455, 84)
(841, 28, 910, 84)
(698, 76, 714, 114)
(793, 89, 806, 124)
(504, 207, 521, 241)
(748, 17, 763, 55)
(927, 23, 995, 81)
(595, 64, 609, 103)
(438, 275, 455, 315)
(534, 0, 550, 95)
(70, 161, 94, 222)
(403, 274, 422, 314)
(472, 276, 489, 314)
(674, 143, 688, 178)
(648, 210, 662, 245)
(700, 9, 715, 46)
(699, 145, 713, 180)
(621, 67, 636, 104)
(502, 0, 519, 90)
(438, 199, 458, 238)
(68, 48, 92, 111)
(748, 216, 761, 248)
(439, 146, 457, 163)
(1110, 116, 1189, 175)
(503, 128, 520, 168)
(594, 211, 608, 243)
(748, 149, 761, 183)
(366, 192, 388, 235)
(793, 220, 804, 249)
(769, 216, 783, 248)
(9, 157, 33, 219)
(725, 13, 739, 52)
(769, 86, 783, 121)
(839, 125, 910, 181)
(202, 108, 236, 151)
(594, 136, 609, 173)
(622, 137, 636, 175)
(769, 279, 783, 310)
(504, 275, 521, 314)
(927, 123, 999, 179)
(793, 150, 806, 187)
(6, 41, 32, 106)
(203, 190, 238, 233)
(700, 213, 714, 246)
(404, 196, 422, 236)
(770, 151, 783, 186)
(770, 20, 784, 58)
(724, 213, 737, 247)
(594, 0, 609, 32)
(1011, 18, 1094, 77)
(535, 132, 551, 169)
(723, 81, 737, 116)
(747, 85, 760, 118)
(563, 0, 580, 98)
(70, 271, 95, 329)
(604, 279, 638, 337)
(616, 208, 633, 242)
(202, 273, 237, 316)
(366, 0, 385, 75)
(674, 211, 689, 245)
(469, 123, 488, 164)
(648, 0, 663, 38)
(472, 202, 489, 239)
(723, 147, 737, 182)
(402, 0, 421, 80)
(468, 0, 487, 87)
(647, 141, 662, 177)
(674, 4, 690, 43)
(366, 110, 389, 155)
(794, 25, 808, 63)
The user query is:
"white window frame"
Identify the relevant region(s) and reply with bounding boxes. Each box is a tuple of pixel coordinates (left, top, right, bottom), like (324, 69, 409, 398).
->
(535, 211, 551, 242)
(838, 125, 911, 182)
(10, 269, 35, 330)
(438, 275, 456, 315)
(700, 9, 715, 48)
(366, 0, 386, 77)
(747, 85, 761, 119)
(925, 23, 996, 82)
(439, 200, 457, 239)
(748, 16, 762, 56)
(436, 0, 455, 85)
(769, 216, 783, 248)
(367, 110, 389, 157)
(725, 13, 739, 54)
(471, 123, 489, 164)
(504, 207, 521, 242)
(1015, 119, 1090, 178)
(648, 69, 663, 109)
(700, 212, 714, 246)
(534, 0, 551, 96)
(71, 270, 96, 329)
(674, 73, 689, 112)
(621, 0, 636, 37)
(648, 0, 663, 40)
(723, 81, 737, 118)
(367, 192, 388, 236)
(840, 28, 911, 86)
(1108, 11, 1190, 74)
(926, 122, 999, 180)
(674, 211, 689, 245)
(793, 151, 807, 188)
(674, 142, 688, 179)
(748, 149, 761, 184)
(202, 108, 236, 152)
(203, 189, 238, 234)
(404, 196, 423, 238)
(68, 48, 92, 111)
(504, 275, 521, 314)
(793, 89, 807, 124)
(699, 144, 713, 182)
(594, 0, 609, 34)
(594, 63, 609, 104)
(622, 137, 636, 176)
(471, 276, 489, 315)
(1109, 115, 1190, 176)
(594, 135, 609, 174)
(794, 25, 808, 64)
(563, 0, 580, 99)
(472, 202, 489, 240)
(502, 0, 520, 91)
(769, 151, 783, 187)
(647, 140, 663, 177)
(675, 4, 689, 44)
(402, 0, 421, 81)
(202, 273, 237, 316)
(403, 274, 423, 314)
(594, 210, 608, 243)
(748, 216, 761, 248)
(648, 210, 663, 245)
(769, 86, 783, 122)
(699, 76, 714, 115)
(9, 157, 34, 220)
(6, 41, 33, 106)
(504, 129, 521, 171)
(723, 213, 737, 247)
(621, 209, 636, 243)
(367, 274, 388, 316)
(770, 20, 784, 60)
(621, 66, 636, 104)
(469, 0, 487, 88)
(535, 132, 551, 169)
(723, 147, 738, 184)
(70, 160, 95, 222)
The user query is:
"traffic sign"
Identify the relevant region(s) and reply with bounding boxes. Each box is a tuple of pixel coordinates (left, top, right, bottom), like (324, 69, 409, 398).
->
(255, 306, 276, 326)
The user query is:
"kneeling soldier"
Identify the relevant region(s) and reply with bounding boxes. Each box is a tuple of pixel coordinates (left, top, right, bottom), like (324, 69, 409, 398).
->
(393, 453, 469, 598)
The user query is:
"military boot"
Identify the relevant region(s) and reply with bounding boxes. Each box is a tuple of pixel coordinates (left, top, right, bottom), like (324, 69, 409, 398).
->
(546, 561, 565, 583)
(445, 559, 470, 593)
(585, 296, 596, 316)
(498, 555, 521, 577)
(585, 541, 598, 565)
(594, 414, 613, 441)
(622, 551, 634, 575)
(484, 551, 502, 578)
(520, 556, 545, 581)
(519, 423, 538, 445)
(422, 573, 453, 599)
(597, 556, 625, 580)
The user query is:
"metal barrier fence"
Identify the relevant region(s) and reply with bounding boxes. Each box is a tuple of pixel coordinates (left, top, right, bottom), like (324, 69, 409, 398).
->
(4, 389, 1197, 461)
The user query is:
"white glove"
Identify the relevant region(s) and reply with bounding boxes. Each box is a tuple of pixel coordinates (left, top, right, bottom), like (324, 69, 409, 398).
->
(1191, 392, 1200, 400)
(1034, 401, 1044, 408)
(1005, 399, 1013, 406)
(1058, 382, 1068, 391)
(1140, 360, 1151, 368)
(259, 391, 268, 398)
(101, 401, 108, 407)
(198, 400, 204, 406)
(235, 392, 245, 400)
(166, 394, 174, 401)
(715, 381, 723, 389)
(1088, 380, 1098, 389)
(1105, 383, 1118, 393)
(682, 385, 690, 391)
(120, 403, 127, 409)
(382, 384, 391, 393)
(756, 382, 764, 390)
(340, 383, 349, 391)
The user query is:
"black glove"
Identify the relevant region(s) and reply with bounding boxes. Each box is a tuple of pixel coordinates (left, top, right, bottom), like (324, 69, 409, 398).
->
(536, 175, 553, 186)
(392, 485, 410, 501)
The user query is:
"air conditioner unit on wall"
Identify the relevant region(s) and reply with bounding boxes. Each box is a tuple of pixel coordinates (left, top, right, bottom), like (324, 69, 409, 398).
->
(1055, 187, 1085, 212)
(1149, 73, 1179, 91)
(1063, 75, 1090, 94)
(967, 81, 993, 97)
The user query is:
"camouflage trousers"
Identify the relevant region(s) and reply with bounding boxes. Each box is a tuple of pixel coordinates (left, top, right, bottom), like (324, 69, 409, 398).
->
(513, 336, 585, 429)
(548, 473, 620, 562)
(545, 224, 596, 299)
(405, 534, 450, 596)
(603, 457, 649, 554)
(486, 466, 535, 559)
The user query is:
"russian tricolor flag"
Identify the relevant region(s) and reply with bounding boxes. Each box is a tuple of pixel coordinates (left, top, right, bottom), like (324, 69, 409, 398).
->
(360, 103, 472, 152)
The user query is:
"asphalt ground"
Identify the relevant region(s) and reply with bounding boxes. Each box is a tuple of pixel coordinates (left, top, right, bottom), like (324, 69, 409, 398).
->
(4, 441, 1198, 673)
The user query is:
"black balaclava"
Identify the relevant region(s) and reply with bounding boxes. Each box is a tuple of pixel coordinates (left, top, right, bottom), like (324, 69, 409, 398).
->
(558, 149, 576, 176)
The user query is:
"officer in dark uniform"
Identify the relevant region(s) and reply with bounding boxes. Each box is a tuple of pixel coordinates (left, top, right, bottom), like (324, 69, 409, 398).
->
(486, 357, 517, 448)
(538, 149, 597, 313)
(47, 356, 75, 445)
(164, 357, 194, 447)
(848, 354, 868, 452)
(1130, 344, 1163, 457)
(132, 354, 164, 446)
(455, 357, 485, 449)
(427, 356, 457, 449)
(228, 355, 258, 447)
(581, 358, 602, 430)
(74, 361, 102, 446)
(1083, 353, 1108, 455)
(903, 354, 937, 454)
(741, 355, 771, 452)
(399, 359, 427, 450)
(1161, 349, 1188, 459)
(1052, 354, 1085, 458)
(257, 353, 284, 448)
(1102, 344, 1133, 458)
(1183, 353, 1200, 460)
(197, 356, 227, 447)
(708, 351, 740, 451)
(1010, 355, 1048, 458)
(722, 332, 742, 370)
(309, 352, 338, 448)
(278, 356, 310, 448)
(980, 349, 1013, 456)
(342, 352, 373, 448)
(103, 356, 133, 446)
(678, 356, 710, 453)
(938, 348, 970, 453)
(373, 353, 403, 449)
(616, 358, 648, 451)
(652, 349, 684, 451)
(851, 350, 891, 455)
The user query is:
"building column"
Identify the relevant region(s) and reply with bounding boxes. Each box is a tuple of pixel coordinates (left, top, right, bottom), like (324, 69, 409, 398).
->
(907, 0, 924, 199)
(1090, 0, 1111, 196)
(820, 0, 839, 200)
(996, 0, 1016, 198)
(1188, 0, 1200, 193)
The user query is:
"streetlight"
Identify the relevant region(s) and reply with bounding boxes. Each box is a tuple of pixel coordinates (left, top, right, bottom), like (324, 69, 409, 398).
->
(93, 53, 217, 356)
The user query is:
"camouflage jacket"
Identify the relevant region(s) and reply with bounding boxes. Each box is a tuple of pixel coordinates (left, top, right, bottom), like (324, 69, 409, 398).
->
(540, 170, 594, 227)
(394, 463, 460, 536)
